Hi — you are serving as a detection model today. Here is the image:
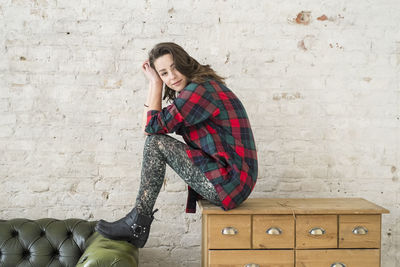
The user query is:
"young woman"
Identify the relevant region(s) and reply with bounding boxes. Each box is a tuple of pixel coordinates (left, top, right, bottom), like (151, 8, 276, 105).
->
(95, 42, 258, 248)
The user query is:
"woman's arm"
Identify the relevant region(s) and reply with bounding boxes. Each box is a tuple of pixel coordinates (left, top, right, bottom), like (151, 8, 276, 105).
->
(141, 58, 163, 134)
(141, 81, 163, 134)
(144, 83, 220, 135)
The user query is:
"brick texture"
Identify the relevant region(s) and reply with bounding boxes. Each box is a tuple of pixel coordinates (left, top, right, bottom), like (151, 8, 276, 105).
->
(0, 0, 399, 266)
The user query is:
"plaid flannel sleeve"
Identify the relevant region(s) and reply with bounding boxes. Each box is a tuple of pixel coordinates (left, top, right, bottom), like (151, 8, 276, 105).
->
(144, 84, 220, 134)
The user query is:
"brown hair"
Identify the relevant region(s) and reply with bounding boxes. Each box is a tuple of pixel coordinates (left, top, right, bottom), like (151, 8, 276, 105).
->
(148, 42, 226, 102)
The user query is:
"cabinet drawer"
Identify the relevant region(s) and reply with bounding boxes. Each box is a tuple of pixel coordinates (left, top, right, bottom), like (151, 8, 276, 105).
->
(253, 215, 294, 248)
(296, 249, 380, 267)
(339, 214, 381, 248)
(208, 215, 251, 249)
(209, 250, 294, 266)
(296, 215, 337, 248)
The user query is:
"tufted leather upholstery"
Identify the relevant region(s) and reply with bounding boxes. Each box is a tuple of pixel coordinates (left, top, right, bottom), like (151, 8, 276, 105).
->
(0, 218, 138, 267)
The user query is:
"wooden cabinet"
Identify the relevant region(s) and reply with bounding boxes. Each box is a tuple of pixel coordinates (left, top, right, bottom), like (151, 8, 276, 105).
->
(209, 250, 294, 267)
(296, 215, 338, 249)
(339, 215, 381, 248)
(252, 215, 294, 249)
(199, 198, 389, 267)
(208, 215, 251, 249)
(296, 249, 380, 266)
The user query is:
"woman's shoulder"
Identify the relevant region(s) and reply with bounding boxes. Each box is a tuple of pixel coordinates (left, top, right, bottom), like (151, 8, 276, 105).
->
(183, 81, 201, 92)
(184, 78, 224, 92)
(176, 80, 218, 104)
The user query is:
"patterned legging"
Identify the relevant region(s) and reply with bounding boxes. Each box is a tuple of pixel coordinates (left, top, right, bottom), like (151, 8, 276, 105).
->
(135, 134, 222, 215)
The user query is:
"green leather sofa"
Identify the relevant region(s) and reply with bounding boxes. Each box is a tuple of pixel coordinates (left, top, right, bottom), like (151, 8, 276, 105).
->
(0, 218, 138, 267)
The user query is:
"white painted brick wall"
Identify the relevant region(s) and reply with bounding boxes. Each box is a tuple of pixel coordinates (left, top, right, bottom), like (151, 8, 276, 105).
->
(1, 0, 399, 266)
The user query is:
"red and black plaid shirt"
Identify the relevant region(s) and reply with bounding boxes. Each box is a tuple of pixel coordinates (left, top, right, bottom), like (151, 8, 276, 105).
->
(145, 79, 258, 213)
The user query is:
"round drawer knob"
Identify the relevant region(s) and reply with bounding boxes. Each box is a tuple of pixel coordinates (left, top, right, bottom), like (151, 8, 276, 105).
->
(309, 227, 326, 235)
(221, 227, 238, 235)
(244, 264, 260, 267)
(331, 263, 346, 267)
(352, 226, 368, 235)
(266, 227, 282, 235)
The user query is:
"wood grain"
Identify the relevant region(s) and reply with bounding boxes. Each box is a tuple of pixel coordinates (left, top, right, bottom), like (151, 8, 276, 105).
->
(296, 215, 338, 248)
(198, 198, 390, 214)
(207, 215, 251, 249)
(253, 215, 295, 248)
(296, 249, 380, 267)
(209, 250, 294, 266)
(339, 214, 381, 248)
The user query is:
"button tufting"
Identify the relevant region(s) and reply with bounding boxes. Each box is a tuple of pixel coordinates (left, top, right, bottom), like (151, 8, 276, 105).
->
(40, 230, 46, 237)
(11, 230, 18, 237)
(22, 250, 30, 258)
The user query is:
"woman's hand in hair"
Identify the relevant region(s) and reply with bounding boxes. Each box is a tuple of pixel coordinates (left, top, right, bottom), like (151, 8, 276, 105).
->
(142, 59, 162, 85)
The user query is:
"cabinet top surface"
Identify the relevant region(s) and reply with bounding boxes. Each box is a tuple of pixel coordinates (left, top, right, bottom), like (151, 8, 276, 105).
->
(198, 198, 390, 215)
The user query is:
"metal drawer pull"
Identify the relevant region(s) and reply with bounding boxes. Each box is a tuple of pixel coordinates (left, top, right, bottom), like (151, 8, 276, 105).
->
(221, 227, 238, 235)
(266, 227, 282, 235)
(330, 263, 346, 267)
(244, 264, 260, 267)
(309, 227, 326, 235)
(352, 226, 368, 235)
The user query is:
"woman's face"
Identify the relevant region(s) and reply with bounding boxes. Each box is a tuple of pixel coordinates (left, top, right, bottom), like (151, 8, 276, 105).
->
(154, 53, 188, 92)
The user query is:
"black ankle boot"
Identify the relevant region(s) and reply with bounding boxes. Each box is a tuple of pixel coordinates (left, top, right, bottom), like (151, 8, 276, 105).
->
(95, 208, 158, 248)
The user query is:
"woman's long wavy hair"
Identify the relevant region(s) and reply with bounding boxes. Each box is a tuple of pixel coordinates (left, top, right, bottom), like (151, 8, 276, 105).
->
(148, 42, 226, 102)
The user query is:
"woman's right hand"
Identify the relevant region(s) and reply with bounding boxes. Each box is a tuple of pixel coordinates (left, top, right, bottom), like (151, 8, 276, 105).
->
(142, 59, 162, 84)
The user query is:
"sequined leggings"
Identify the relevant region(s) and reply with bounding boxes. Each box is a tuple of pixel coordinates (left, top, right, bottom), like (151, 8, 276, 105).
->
(135, 134, 222, 215)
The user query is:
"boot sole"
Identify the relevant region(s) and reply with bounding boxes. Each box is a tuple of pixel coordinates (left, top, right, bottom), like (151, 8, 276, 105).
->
(95, 226, 146, 248)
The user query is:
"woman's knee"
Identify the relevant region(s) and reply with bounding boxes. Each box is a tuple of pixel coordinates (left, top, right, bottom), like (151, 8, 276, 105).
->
(144, 134, 185, 158)
(144, 134, 171, 150)
(145, 134, 164, 144)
